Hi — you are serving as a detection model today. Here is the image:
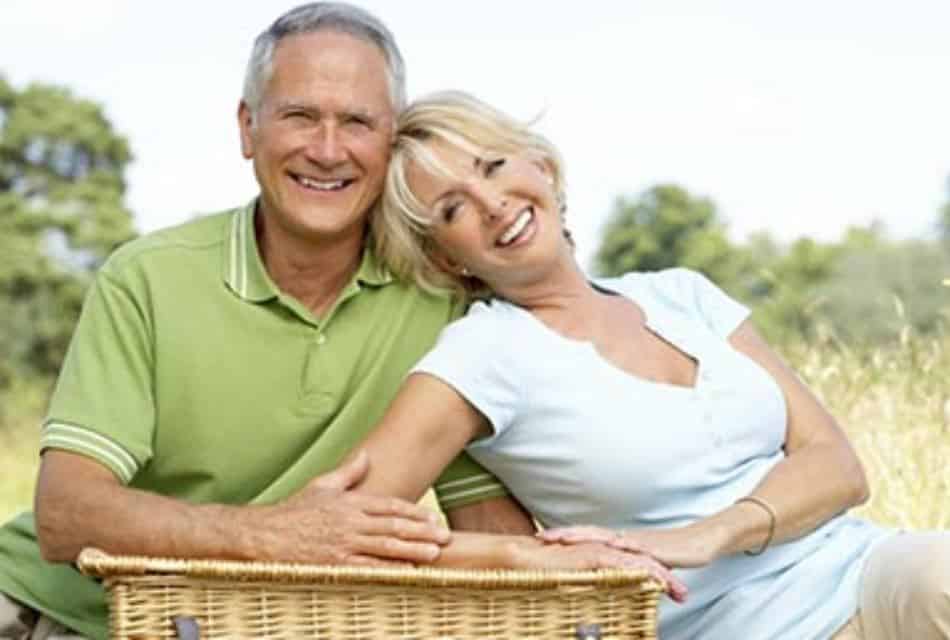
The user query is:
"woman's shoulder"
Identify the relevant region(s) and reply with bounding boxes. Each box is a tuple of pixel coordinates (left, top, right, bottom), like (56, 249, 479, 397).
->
(596, 267, 706, 306)
(597, 268, 748, 336)
(439, 296, 529, 341)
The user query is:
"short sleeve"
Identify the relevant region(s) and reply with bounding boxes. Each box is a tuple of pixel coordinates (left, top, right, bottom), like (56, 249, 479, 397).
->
(411, 304, 522, 511)
(410, 304, 522, 436)
(40, 267, 156, 484)
(661, 268, 749, 337)
(433, 450, 510, 511)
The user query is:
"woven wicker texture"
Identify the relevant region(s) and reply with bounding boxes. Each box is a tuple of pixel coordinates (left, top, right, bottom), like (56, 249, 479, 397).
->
(78, 548, 663, 639)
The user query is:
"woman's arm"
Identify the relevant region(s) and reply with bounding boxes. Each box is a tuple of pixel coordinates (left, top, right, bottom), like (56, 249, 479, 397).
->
(699, 318, 869, 554)
(351, 372, 490, 503)
(348, 372, 689, 600)
(542, 319, 869, 566)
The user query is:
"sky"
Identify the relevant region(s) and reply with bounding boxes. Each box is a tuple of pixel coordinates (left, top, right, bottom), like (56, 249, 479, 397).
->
(3, 0, 949, 268)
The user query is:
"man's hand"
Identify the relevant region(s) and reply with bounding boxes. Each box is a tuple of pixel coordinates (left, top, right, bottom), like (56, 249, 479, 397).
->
(253, 450, 451, 566)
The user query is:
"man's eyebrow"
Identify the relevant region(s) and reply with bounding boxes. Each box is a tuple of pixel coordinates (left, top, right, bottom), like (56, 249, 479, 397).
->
(345, 107, 378, 121)
(273, 100, 316, 114)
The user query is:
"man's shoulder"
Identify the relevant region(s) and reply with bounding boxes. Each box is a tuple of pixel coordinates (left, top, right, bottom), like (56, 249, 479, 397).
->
(102, 207, 239, 277)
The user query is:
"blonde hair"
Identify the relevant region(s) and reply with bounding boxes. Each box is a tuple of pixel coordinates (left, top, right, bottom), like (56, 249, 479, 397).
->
(373, 90, 568, 299)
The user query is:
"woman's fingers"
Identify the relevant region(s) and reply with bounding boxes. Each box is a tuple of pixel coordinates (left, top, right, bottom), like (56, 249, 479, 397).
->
(537, 526, 618, 545)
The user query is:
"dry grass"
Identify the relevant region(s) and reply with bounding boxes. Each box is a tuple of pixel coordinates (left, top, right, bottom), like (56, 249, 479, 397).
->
(0, 379, 48, 520)
(2, 331, 948, 529)
(787, 328, 950, 530)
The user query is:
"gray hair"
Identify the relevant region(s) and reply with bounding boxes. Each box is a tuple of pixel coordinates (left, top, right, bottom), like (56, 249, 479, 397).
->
(242, 2, 406, 116)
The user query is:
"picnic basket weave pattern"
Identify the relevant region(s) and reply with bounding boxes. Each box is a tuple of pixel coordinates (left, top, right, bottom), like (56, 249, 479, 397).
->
(78, 548, 663, 639)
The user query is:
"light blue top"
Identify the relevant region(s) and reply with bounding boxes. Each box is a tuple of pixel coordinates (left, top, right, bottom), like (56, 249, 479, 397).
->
(413, 268, 891, 640)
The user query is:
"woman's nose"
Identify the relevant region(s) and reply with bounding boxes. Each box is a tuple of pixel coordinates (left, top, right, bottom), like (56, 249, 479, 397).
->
(472, 186, 507, 221)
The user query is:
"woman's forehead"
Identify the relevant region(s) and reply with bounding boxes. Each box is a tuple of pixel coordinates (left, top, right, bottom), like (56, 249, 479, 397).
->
(406, 139, 477, 192)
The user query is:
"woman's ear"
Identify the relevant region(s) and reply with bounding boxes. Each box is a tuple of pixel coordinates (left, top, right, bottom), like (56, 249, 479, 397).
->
(428, 245, 468, 277)
(529, 153, 557, 187)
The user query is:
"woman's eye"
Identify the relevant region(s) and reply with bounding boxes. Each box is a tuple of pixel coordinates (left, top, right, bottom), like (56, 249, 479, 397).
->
(484, 158, 506, 176)
(441, 202, 461, 223)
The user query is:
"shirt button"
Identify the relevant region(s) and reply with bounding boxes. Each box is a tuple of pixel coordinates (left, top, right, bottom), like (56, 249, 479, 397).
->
(316, 334, 327, 345)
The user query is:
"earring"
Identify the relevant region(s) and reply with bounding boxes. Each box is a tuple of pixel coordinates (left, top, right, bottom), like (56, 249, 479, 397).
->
(460, 267, 471, 277)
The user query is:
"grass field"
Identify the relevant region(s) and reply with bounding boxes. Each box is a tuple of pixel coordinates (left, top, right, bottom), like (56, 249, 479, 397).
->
(2, 331, 948, 530)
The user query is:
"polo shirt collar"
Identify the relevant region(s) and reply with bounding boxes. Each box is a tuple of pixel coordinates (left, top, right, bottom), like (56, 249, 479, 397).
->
(224, 201, 276, 302)
(354, 239, 393, 288)
(223, 200, 393, 302)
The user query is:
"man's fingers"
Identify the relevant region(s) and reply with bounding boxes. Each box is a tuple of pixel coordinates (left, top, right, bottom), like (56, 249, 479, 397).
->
(350, 533, 443, 564)
(342, 554, 414, 569)
(359, 494, 446, 526)
(312, 450, 370, 491)
(360, 513, 451, 546)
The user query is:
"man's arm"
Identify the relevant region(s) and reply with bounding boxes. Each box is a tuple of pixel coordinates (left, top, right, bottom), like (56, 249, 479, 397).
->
(35, 449, 450, 566)
(446, 497, 537, 535)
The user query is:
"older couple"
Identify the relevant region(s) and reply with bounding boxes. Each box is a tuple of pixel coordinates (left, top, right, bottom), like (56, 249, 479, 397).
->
(0, 3, 946, 639)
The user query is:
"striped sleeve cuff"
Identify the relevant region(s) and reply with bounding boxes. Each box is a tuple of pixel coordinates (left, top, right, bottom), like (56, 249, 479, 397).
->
(433, 473, 509, 511)
(40, 422, 140, 484)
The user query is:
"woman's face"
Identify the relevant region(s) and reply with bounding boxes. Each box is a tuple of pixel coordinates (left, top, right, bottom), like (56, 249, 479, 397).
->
(405, 139, 564, 289)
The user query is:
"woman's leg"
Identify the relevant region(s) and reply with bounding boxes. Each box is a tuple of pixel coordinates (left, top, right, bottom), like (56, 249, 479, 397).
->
(857, 531, 950, 639)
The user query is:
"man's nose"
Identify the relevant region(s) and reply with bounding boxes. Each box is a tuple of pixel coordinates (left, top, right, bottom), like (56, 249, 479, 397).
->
(306, 125, 346, 167)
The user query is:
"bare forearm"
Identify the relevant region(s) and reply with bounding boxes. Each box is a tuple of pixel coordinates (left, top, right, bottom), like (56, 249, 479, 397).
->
(429, 531, 528, 569)
(36, 450, 451, 567)
(35, 462, 258, 563)
(693, 441, 868, 558)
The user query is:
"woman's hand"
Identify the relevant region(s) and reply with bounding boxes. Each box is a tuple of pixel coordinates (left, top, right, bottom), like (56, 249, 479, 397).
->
(538, 525, 723, 569)
(516, 539, 689, 603)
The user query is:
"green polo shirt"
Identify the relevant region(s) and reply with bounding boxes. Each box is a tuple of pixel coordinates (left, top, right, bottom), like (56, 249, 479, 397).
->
(0, 202, 506, 639)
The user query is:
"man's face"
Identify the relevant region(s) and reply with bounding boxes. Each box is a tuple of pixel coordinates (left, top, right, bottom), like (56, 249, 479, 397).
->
(239, 30, 394, 245)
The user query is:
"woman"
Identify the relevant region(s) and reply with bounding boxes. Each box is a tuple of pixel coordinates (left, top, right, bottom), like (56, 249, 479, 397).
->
(353, 91, 950, 639)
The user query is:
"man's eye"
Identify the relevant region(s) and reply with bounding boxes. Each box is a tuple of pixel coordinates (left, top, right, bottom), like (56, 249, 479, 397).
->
(484, 158, 506, 176)
(344, 115, 371, 128)
(284, 111, 312, 123)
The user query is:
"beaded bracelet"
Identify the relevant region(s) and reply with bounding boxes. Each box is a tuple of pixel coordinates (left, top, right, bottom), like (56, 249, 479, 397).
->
(735, 496, 777, 556)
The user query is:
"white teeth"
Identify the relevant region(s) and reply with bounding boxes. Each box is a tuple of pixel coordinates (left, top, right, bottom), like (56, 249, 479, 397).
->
(297, 176, 347, 191)
(498, 208, 533, 246)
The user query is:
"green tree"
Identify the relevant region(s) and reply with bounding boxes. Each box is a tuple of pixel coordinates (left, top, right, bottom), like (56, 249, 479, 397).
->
(0, 76, 136, 385)
(593, 184, 748, 287)
(746, 237, 842, 342)
(816, 238, 950, 343)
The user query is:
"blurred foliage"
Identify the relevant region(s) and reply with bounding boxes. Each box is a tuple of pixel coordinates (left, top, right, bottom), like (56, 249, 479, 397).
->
(0, 76, 136, 387)
(940, 176, 950, 249)
(594, 183, 950, 345)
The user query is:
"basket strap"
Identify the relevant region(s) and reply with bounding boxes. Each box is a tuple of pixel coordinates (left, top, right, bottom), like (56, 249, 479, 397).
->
(576, 623, 602, 639)
(173, 616, 200, 640)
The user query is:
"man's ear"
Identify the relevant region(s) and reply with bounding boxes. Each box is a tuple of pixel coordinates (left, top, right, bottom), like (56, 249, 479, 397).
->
(238, 101, 255, 160)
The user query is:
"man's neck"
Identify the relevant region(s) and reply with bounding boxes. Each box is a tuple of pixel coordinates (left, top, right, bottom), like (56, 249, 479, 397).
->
(256, 214, 365, 319)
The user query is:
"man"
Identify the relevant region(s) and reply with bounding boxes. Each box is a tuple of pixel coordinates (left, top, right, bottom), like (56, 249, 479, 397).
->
(0, 4, 663, 639)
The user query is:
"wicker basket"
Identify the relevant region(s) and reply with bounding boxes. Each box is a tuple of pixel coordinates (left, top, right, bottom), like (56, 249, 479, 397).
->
(78, 548, 663, 639)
